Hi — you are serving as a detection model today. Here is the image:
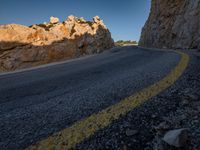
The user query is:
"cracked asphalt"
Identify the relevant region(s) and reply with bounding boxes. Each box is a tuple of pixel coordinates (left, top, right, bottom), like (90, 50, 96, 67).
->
(0, 46, 181, 150)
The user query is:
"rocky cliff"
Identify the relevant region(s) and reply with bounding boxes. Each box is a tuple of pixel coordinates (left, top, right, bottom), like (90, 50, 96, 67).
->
(0, 16, 114, 72)
(139, 0, 200, 49)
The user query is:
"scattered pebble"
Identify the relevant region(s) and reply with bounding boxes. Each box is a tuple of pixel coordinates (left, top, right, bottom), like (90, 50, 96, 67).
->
(154, 122, 170, 132)
(125, 129, 138, 136)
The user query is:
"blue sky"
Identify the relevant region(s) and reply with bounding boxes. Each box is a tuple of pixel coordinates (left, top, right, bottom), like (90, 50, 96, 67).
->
(0, 0, 151, 41)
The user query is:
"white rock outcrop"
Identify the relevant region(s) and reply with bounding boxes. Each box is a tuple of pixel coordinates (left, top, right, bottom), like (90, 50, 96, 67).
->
(0, 16, 114, 72)
(50, 16, 59, 24)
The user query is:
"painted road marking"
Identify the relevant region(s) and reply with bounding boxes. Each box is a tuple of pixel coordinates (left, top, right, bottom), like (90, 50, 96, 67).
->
(27, 51, 189, 150)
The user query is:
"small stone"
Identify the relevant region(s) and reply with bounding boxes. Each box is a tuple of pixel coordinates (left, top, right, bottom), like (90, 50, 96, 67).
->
(154, 136, 165, 150)
(193, 120, 199, 124)
(183, 88, 191, 94)
(123, 145, 127, 150)
(187, 94, 199, 101)
(155, 122, 170, 131)
(182, 99, 189, 106)
(151, 114, 157, 119)
(163, 128, 188, 147)
(125, 129, 138, 136)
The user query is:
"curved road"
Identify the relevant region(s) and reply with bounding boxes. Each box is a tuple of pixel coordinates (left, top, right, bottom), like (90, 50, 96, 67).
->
(0, 46, 182, 150)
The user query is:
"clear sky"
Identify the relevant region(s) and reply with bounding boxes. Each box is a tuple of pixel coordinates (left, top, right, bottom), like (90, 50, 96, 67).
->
(0, 0, 151, 41)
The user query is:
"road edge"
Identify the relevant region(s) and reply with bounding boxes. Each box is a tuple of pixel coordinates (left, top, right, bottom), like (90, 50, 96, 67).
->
(26, 50, 189, 150)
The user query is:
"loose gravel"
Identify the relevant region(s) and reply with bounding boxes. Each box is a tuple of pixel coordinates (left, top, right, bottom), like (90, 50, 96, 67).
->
(74, 50, 200, 150)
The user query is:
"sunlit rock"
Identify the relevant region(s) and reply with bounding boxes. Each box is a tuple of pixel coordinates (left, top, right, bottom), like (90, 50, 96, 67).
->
(0, 16, 114, 72)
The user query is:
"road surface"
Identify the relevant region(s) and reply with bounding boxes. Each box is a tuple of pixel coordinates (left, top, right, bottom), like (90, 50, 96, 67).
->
(0, 46, 186, 150)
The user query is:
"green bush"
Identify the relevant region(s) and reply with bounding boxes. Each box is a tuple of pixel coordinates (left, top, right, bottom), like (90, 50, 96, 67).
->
(78, 17, 86, 23)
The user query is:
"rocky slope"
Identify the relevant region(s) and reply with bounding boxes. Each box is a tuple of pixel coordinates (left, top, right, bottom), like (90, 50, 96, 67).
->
(139, 0, 200, 49)
(0, 16, 114, 72)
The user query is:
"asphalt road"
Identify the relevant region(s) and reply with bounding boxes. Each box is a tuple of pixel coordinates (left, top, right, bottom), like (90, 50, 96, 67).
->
(0, 46, 181, 150)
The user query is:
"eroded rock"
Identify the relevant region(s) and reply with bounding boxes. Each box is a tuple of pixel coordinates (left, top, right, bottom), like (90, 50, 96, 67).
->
(139, 0, 200, 49)
(0, 16, 114, 72)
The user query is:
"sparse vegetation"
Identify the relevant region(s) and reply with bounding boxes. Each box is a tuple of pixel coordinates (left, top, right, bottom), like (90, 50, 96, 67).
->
(115, 40, 138, 46)
(78, 17, 86, 23)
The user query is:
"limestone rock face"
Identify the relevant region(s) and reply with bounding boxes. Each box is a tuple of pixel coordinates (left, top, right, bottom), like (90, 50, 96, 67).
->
(139, 0, 200, 49)
(0, 16, 114, 72)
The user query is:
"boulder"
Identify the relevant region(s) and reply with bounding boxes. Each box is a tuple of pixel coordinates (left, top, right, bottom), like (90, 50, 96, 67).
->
(93, 16, 101, 23)
(50, 16, 59, 24)
(163, 128, 188, 147)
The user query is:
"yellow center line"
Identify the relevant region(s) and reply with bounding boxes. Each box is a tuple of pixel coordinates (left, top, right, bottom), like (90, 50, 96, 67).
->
(27, 50, 189, 150)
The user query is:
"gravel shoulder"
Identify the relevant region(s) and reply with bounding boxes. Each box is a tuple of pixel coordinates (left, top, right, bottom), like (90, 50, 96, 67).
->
(1, 47, 198, 150)
(73, 49, 200, 150)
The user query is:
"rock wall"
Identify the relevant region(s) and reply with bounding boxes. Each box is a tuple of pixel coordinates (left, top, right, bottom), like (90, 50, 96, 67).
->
(0, 16, 114, 72)
(139, 0, 200, 49)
